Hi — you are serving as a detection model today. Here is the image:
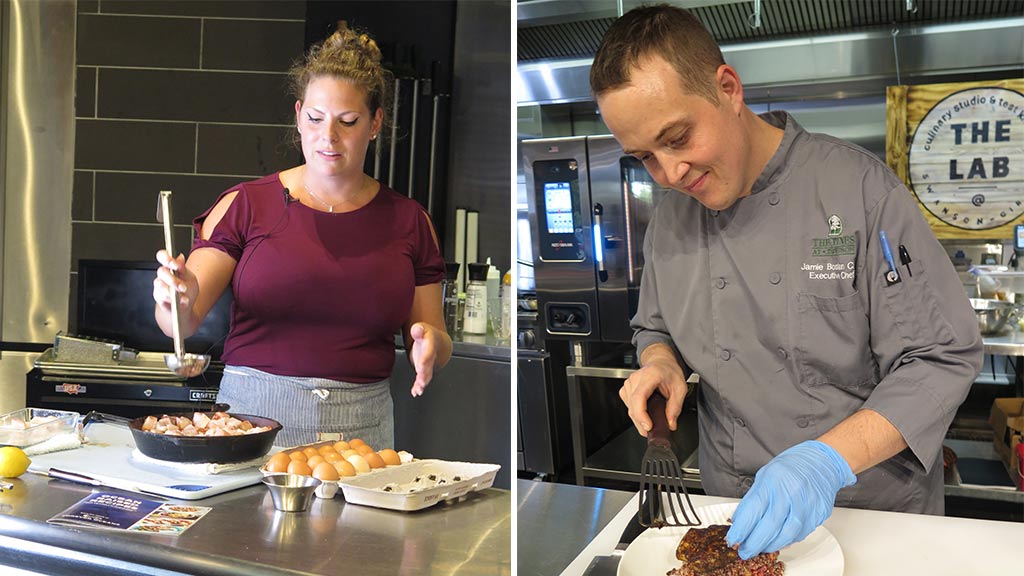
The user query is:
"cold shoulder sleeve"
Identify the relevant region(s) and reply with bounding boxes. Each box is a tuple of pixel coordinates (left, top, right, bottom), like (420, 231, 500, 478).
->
(413, 209, 445, 286)
(191, 186, 251, 261)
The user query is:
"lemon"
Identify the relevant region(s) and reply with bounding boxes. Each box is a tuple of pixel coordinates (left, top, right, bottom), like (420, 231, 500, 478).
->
(0, 446, 31, 478)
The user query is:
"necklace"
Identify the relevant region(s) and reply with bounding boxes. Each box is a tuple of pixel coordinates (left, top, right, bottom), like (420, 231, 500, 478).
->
(302, 171, 342, 213)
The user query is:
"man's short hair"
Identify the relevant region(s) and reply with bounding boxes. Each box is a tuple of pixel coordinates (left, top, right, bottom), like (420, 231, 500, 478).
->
(590, 4, 725, 104)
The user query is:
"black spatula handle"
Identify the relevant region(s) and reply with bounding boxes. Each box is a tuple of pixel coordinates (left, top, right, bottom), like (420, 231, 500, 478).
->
(647, 392, 671, 446)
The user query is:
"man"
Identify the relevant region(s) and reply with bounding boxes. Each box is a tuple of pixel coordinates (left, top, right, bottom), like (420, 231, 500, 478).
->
(590, 5, 982, 559)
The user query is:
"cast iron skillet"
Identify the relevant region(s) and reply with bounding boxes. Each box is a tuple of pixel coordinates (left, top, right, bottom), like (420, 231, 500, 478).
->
(126, 410, 282, 464)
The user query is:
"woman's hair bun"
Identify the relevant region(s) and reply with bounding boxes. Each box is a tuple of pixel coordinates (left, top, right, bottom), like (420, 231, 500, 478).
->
(322, 21, 381, 64)
(358, 33, 382, 63)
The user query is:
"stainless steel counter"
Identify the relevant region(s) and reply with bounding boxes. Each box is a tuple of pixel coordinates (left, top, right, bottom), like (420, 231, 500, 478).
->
(516, 480, 632, 576)
(395, 333, 511, 362)
(983, 332, 1024, 356)
(0, 473, 511, 576)
(452, 334, 512, 362)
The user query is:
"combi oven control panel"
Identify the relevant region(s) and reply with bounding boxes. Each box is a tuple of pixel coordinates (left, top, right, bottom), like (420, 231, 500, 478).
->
(533, 159, 585, 262)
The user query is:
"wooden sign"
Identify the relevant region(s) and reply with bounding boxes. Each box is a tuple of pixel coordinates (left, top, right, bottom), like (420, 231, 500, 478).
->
(887, 79, 1024, 239)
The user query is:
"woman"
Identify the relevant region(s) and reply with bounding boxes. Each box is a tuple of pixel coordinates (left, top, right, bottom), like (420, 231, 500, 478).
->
(152, 23, 451, 449)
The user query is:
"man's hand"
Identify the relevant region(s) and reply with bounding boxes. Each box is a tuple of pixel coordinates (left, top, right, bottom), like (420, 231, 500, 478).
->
(726, 440, 856, 559)
(408, 322, 438, 397)
(620, 347, 687, 436)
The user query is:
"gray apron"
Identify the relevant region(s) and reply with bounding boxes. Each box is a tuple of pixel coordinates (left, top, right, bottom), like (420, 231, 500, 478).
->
(218, 365, 394, 449)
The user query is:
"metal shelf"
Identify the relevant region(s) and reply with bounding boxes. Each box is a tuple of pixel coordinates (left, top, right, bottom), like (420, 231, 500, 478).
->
(564, 351, 1022, 503)
(578, 422, 701, 489)
(943, 439, 1023, 504)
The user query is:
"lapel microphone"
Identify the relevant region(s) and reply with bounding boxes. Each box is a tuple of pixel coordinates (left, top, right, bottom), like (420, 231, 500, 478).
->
(283, 187, 296, 206)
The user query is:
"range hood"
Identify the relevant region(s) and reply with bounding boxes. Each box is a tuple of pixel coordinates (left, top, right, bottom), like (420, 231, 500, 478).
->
(517, 0, 1024, 104)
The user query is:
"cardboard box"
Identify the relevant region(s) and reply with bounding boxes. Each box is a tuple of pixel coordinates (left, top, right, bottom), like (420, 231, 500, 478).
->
(989, 397, 1024, 489)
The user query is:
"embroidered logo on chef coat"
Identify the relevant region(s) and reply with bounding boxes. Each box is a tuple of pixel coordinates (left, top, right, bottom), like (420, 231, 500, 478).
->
(810, 235, 855, 257)
(810, 216, 855, 257)
(828, 214, 843, 236)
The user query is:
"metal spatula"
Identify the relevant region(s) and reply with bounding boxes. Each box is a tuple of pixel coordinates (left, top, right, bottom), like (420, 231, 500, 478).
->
(639, 392, 701, 528)
(156, 190, 210, 378)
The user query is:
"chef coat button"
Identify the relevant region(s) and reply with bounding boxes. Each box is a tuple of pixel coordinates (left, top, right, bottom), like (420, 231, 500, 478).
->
(769, 272, 781, 285)
(768, 193, 780, 206)
(777, 347, 788, 359)
(715, 277, 726, 289)
(797, 418, 809, 428)
(719, 349, 731, 361)
(741, 477, 754, 489)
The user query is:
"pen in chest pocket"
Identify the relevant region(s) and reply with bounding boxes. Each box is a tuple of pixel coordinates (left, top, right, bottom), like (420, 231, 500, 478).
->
(899, 244, 913, 277)
(879, 230, 901, 284)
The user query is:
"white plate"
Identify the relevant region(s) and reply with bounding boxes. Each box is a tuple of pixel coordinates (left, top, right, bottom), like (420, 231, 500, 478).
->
(617, 503, 844, 576)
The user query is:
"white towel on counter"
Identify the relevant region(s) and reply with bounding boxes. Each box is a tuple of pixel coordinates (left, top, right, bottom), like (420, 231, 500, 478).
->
(23, 433, 83, 456)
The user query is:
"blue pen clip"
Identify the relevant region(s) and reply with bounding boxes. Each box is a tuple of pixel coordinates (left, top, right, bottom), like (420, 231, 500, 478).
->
(879, 230, 900, 285)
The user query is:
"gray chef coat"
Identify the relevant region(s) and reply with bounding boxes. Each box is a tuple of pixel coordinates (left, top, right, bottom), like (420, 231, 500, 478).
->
(632, 111, 983, 514)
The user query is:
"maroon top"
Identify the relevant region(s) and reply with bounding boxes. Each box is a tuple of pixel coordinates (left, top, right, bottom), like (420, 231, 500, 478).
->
(192, 173, 445, 383)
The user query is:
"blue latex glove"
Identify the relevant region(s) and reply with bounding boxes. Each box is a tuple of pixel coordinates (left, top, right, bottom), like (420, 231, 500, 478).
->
(726, 440, 856, 560)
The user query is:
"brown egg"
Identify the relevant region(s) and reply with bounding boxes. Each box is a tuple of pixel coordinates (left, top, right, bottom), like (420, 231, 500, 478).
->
(323, 451, 343, 463)
(288, 451, 307, 462)
(266, 452, 292, 473)
(378, 449, 401, 466)
(287, 460, 312, 476)
(355, 444, 375, 456)
(332, 459, 356, 477)
(348, 438, 366, 449)
(341, 449, 359, 459)
(346, 454, 371, 474)
(312, 462, 340, 481)
(333, 441, 351, 452)
(364, 452, 385, 469)
(302, 447, 319, 459)
(306, 455, 325, 469)
(318, 445, 337, 456)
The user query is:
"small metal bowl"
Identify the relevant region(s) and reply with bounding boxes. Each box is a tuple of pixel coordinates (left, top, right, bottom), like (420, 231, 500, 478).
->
(969, 298, 1016, 335)
(262, 474, 321, 512)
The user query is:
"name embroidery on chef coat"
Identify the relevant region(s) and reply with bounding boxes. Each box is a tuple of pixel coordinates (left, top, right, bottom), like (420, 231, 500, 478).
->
(801, 214, 856, 280)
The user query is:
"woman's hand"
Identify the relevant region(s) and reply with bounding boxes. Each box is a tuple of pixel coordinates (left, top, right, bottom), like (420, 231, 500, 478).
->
(153, 249, 199, 317)
(404, 282, 452, 396)
(409, 322, 441, 397)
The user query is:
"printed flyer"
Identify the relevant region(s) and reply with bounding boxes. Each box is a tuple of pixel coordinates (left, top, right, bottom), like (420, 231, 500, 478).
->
(48, 492, 211, 534)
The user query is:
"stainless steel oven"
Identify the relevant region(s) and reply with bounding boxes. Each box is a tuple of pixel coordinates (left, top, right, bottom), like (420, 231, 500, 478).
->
(524, 136, 696, 487)
(523, 135, 669, 343)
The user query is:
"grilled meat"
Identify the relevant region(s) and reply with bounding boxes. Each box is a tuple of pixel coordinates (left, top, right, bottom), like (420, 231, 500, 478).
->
(667, 525, 784, 576)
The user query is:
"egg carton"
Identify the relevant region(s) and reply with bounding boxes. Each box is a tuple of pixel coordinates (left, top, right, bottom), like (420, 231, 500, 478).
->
(258, 446, 414, 499)
(337, 459, 501, 512)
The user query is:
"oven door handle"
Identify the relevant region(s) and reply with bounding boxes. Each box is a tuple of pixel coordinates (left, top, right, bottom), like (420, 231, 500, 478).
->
(621, 170, 637, 286)
(593, 203, 608, 282)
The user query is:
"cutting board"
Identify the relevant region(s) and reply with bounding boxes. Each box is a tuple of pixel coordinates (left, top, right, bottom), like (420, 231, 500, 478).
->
(28, 423, 264, 500)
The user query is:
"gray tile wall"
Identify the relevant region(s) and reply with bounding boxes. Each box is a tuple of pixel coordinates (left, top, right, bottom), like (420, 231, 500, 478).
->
(71, 0, 306, 326)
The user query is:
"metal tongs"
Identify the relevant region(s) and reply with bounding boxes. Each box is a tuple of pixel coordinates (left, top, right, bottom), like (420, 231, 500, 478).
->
(639, 392, 701, 528)
(156, 190, 210, 378)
